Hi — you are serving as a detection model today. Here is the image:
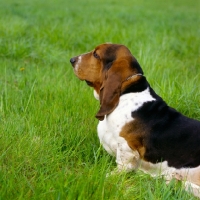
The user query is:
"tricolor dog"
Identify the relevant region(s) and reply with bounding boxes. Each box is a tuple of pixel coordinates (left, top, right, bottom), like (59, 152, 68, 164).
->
(70, 43, 200, 197)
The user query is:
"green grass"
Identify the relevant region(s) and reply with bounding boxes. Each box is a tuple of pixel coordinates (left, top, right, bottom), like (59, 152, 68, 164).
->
(0, 0, 200, 199)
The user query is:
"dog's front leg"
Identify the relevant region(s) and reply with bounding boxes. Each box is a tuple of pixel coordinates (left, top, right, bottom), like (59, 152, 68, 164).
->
(107, 143, 140, 177)
(115, 142, 140, 173)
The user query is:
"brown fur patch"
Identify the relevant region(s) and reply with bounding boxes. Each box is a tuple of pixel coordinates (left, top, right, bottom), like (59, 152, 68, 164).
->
(120, 119, 147, 158)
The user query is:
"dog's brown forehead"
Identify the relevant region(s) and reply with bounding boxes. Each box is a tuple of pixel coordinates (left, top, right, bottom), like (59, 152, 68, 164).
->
(95, 44, 123, 55)
(94, 44, 132, 60)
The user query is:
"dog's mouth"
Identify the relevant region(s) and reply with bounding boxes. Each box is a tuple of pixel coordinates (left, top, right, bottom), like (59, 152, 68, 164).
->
(70, 61, 94, 87)
(72, 68, 86, 81)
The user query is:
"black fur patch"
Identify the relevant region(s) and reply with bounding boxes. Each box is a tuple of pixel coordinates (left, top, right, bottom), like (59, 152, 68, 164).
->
(130, 59, 144, 74)
(131, 90, 200, 168)
(102, 45, 121, 69)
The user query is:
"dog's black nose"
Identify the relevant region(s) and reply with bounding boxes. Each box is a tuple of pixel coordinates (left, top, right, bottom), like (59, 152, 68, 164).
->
(70, 57, 76, 64)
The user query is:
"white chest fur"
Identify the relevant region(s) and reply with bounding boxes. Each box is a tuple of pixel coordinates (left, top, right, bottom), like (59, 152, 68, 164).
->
(97, 87, 155, 170)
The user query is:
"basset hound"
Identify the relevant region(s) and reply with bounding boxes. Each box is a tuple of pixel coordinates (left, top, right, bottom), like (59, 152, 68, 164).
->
(70, 43, 200, 198)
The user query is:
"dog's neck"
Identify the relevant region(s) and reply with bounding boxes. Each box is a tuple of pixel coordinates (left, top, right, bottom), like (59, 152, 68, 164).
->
(121, 74, 149, 95)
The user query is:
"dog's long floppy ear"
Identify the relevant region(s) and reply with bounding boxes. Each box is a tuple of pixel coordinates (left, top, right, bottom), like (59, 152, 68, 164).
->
(96, 59, 130, 121)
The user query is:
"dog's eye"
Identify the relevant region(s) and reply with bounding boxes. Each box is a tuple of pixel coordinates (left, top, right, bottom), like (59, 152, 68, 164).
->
(93, 51, 100, 59)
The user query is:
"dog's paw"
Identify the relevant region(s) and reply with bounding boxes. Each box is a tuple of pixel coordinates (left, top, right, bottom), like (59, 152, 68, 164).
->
(106, 166, 130, 178)
(106, 169, 119, 178)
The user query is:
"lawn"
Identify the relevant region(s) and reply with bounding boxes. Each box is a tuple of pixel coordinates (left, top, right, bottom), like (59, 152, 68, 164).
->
(0, 0, 199, 199)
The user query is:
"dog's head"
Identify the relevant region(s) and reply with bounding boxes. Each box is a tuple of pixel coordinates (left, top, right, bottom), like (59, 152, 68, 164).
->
(70, 43, 144, 120)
